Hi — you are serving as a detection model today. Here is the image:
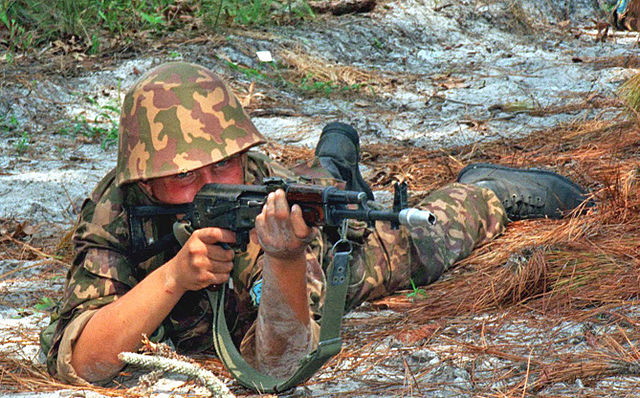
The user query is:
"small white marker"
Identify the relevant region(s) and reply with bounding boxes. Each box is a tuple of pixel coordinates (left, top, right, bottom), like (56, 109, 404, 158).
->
(256, 50, 273, 63)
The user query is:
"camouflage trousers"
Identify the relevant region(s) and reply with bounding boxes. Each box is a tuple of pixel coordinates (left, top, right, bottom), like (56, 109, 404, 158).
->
(341, 183, 507, 310)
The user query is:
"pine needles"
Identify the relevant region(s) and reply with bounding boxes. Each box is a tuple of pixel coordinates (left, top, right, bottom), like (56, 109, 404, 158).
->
(2, 108, 640, 396)
(619, 72, 640, 118)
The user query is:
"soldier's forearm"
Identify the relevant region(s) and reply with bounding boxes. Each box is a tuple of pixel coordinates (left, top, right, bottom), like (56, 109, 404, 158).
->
(262, 253, 310, 325)
(70, 262, 184, 382)
(252, 253, 313, 378)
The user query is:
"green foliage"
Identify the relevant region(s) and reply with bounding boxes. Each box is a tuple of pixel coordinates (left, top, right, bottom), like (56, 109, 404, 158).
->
(3, 111, 30, 155)
(205, 0, 314, 26)
(600, 0, 618, 13)
(14, 131, 30, 155)
(34, 296, 58, 312)
(224, 0, 274, 25)
(138, 9, 166, 26)
(619, 72, 640, 116)
(406, 278, 427, 300)
(0, 0, 172, 50)
(219, 56, 365, 98)
(72, 113, 119, 149)
(0, 113, 28, 156)
(0, 113, 19, 133)
(85, 96, 120, 149)
(89, 33, 100, 54)
(0, 0, 314, 54)
(221, 57, 270, 80)
(300, 78, 339, 95)
(290, 0, 314, 19)
(56, 95, 120, 149)
(0, 3, 34, 53)
(298, 73, 363, 96)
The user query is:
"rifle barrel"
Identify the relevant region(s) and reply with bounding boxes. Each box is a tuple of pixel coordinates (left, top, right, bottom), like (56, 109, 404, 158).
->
(330, 208, 436, 227)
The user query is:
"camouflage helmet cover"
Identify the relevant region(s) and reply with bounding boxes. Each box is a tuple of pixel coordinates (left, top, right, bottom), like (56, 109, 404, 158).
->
(116, 62, 266, 186)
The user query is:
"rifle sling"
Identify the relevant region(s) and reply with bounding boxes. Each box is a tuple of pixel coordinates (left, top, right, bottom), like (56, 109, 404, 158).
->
(207, 249, 351, 393)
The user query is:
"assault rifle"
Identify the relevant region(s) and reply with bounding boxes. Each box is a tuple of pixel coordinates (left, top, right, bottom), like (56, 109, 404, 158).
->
(189, 177, 436, 249)
(127, 177, 436, 393)
(129, 177, 436, 255)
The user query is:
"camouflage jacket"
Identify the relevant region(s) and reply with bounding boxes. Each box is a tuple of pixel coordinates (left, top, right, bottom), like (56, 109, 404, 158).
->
(44, 151, 509, 384)
(44, 151, 337, 383)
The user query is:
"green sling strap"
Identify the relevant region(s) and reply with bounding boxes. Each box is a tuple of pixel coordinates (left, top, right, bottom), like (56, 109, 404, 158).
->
(207, 242, 352, 393)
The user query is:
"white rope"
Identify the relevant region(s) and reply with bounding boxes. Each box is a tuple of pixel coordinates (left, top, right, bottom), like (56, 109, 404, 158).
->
(118, 352, 235, 398)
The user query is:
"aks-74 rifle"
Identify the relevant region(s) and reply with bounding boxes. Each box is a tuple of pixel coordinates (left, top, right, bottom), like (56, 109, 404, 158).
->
(127, 177, 436, 393)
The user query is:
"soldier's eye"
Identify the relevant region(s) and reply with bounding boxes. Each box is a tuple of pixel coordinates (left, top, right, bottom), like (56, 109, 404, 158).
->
(175, 171, 194, 180)
(212, 159, 230, 169)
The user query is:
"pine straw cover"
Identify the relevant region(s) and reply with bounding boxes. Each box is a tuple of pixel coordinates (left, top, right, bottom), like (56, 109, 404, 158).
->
(1, 116, 639, 396)
(269, 116, 640, 396)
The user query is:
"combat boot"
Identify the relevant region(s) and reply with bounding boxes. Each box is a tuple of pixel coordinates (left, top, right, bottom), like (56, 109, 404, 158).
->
(457, 163, 591, 220)
(315, 122, 375, 201)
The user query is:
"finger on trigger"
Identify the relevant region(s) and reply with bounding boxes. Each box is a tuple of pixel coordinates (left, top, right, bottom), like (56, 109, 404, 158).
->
(197, 227, 236, 245)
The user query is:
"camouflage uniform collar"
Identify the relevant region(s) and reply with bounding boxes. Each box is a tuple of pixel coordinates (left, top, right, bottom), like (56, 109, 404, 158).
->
(122, 181, 162, 207)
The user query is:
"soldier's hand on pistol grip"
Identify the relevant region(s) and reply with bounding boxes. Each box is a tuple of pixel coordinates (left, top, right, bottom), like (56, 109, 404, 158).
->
(167, 227, 236, 292)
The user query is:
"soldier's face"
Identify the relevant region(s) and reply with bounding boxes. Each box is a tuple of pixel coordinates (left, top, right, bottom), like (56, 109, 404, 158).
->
(141, 154, 244, 204)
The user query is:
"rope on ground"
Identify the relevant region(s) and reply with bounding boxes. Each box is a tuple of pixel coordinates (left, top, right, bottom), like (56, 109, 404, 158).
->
(118, 352, 235, 398)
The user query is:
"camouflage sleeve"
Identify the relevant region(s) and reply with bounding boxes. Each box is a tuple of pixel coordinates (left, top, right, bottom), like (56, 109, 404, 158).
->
(342, 183, 508, 309)
(54, 309, 99, 385)
(46, 247, 136, 382)
(45, 170, 138, 382)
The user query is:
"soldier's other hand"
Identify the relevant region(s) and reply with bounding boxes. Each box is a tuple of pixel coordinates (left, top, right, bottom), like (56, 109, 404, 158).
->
(168, 227, 235, 292)
(254, 189, 315, 260)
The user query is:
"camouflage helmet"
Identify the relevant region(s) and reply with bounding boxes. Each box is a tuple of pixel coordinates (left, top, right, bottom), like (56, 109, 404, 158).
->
(115, 62, 266, 186)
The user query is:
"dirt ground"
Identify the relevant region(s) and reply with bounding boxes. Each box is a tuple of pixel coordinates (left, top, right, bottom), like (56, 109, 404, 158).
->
(1, 0, 640, 396)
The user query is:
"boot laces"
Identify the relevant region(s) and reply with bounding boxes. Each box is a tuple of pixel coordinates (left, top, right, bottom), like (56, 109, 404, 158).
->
(503, 193, 544, 220)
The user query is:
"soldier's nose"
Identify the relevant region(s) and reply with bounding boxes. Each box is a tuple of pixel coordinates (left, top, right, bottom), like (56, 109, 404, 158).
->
(200, 167, 217, 184)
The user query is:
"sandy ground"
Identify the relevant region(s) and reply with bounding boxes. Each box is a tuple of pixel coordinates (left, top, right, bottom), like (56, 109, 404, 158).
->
(1, 0, 639, 396)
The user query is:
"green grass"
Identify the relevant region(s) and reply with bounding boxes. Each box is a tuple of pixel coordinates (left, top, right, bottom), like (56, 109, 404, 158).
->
(0, 113, 31, 155)
(296, 72, 366, 96)
(0, 0, 313, 56)
(14, 131, 30, 155)
(0, 113, 19, 133)
(34, 296, 58, 312)
(406, 278, 427, 300)
(53, 94, 121, 149)
(619, 72, 640, 116)
(67, 112, 119, 149)
(219, 57, 364, 97)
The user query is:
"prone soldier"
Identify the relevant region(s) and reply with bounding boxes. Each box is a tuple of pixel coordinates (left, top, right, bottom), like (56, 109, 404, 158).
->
(41, 62, 590, 387)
